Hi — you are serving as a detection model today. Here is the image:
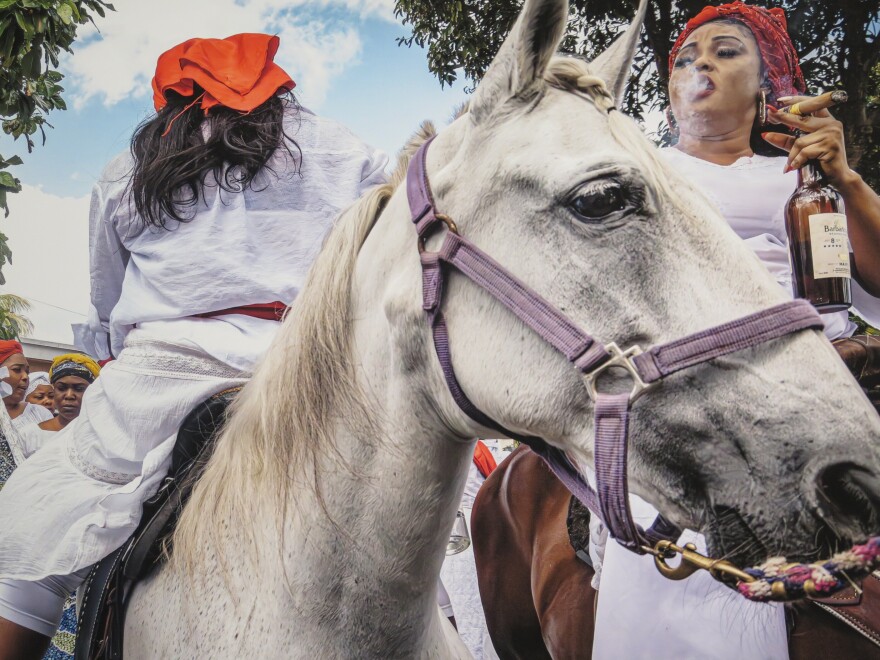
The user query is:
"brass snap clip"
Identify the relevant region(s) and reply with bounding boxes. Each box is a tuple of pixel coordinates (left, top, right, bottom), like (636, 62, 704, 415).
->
(643, 540, 756, 584)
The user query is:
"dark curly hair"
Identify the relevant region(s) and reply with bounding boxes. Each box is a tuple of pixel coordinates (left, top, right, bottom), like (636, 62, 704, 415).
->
(129, 87, 302, 229)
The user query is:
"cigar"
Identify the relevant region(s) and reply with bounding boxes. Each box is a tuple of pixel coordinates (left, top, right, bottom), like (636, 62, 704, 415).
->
(783, 91, 848, 116)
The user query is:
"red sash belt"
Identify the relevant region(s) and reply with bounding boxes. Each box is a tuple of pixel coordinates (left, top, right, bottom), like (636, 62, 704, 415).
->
(196, 301, 288, 322)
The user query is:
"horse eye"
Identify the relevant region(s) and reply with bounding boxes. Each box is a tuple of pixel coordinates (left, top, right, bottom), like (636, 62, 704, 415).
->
(569, 183, 627, 221)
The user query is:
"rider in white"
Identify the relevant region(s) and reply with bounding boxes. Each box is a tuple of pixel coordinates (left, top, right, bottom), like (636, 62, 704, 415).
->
(590, 4, 880, 658)
(0, 33, 387, 657)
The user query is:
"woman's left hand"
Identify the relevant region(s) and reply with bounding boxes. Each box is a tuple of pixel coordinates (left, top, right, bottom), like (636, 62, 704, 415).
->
(762, 96, 858, 188)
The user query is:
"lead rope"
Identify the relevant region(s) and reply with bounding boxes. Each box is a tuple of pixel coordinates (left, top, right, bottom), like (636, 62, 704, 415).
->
(737, 538, 880, 601)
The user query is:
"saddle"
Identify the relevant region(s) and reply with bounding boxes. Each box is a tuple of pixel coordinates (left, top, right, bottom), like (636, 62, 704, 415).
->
(74, 387, 240, 660)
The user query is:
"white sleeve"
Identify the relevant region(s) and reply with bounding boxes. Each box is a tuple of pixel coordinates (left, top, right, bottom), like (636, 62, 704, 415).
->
(436, 578, 454, 618)
(853, 282, 880, 331)
(588, 515, 608, 590)
(358, 147, 390, 195)
(86, 181, 129, 360)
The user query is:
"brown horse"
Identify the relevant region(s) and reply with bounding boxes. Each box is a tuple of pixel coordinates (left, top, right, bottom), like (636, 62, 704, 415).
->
(472, 445, 880, 659)
(472, 445, 596, 659)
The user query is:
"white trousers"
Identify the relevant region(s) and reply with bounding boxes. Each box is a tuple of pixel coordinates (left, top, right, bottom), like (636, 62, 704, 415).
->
(0, 569, 90, 637)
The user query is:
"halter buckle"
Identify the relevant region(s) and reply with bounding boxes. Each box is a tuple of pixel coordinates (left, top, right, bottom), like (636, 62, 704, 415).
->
(418, 213, 459, 254)
(584, 342, 653, 403)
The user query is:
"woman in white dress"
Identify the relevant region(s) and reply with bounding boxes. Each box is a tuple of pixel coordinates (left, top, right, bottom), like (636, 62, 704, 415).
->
(0, 341, 53, 438)
(16, 354, 101, 460)
(590, 3, 880, 659)
(0, 33, 387, 658)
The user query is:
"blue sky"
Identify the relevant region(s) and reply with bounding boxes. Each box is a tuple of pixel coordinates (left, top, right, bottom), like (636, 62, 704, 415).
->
(0, 0, 469, 344)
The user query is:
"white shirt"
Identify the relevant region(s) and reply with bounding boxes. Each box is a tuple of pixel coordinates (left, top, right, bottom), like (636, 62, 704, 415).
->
(10, 403, 52, 430)
(14, 422, 57, 460)
(661, 148, 880, 338)
(82, 105, 388, 367)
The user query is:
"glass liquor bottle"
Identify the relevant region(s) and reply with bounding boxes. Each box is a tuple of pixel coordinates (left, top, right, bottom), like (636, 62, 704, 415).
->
(785, 159, 852, 312)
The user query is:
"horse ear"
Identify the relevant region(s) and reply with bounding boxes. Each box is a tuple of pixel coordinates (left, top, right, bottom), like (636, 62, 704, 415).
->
(589, 0, 648, 104)
(470, 0, 569, 124)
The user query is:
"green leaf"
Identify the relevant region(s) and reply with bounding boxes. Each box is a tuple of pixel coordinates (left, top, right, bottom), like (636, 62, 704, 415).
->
(57, 3, 73, 24)
(0, 170, 20, 190)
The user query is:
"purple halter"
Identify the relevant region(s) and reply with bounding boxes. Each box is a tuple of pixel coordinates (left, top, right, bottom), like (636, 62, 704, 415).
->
(407, 136, 825, 553)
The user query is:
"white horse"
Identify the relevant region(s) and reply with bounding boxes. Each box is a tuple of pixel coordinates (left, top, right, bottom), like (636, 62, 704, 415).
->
(125, 0, 880, 655)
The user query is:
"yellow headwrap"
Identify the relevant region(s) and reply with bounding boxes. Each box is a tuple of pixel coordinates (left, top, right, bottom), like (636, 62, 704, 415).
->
(49, 353, 101, 384)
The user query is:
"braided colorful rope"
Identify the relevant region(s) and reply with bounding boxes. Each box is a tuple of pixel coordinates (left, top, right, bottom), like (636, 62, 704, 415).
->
(738, 536, 880, 601)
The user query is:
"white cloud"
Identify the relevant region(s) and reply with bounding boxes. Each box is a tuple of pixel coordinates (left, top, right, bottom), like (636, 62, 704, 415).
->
(1, 185, 90, 345)
(63, 0, 394, 110)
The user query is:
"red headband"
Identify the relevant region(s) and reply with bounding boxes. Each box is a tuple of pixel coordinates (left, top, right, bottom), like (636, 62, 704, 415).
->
(152, 33, 295, 114)
(0, 340, 23, 366)
(669, 2, 805, 100)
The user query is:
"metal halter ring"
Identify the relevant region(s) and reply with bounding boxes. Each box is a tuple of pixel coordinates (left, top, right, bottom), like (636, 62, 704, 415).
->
(418, 213, 459, 254)
(583, 342, 654, 403)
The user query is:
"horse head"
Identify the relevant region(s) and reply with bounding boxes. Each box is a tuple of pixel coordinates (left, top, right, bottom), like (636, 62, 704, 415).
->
(369, 0, 880, 571)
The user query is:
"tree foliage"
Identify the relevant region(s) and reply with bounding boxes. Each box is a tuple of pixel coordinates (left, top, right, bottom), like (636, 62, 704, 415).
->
(0, 293, 33, 340)
(0, 0, 113, 284)
(0, 0, 114, 212)
(394, 0, 879, 185)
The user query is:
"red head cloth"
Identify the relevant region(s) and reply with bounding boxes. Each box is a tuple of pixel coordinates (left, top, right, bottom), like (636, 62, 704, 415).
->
(0, 340, 23, 365)
(473, 440, 498, 479)
(669, 2, 806, 100)
(152, 33, 295, 114)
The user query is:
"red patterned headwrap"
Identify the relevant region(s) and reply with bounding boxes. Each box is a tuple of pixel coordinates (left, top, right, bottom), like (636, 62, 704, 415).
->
(669, 2, 806, 100)
(0, 340, 23, 365)
(152, 33, 295, 114)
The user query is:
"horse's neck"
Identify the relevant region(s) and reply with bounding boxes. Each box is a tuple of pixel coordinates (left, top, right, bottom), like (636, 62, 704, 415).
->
(269, 198, 473, 652)
(284, 414, 472, 647)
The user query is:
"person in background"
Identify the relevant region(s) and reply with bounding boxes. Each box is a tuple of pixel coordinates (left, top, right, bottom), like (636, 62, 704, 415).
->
(15, 354, 99, 660)
(41, 355, 99, 433)
(590, 4, 880, 659)
(23, 374, 53, 413)
(16, 355, 101, 459)
(440, 440, 500, 660)
(0, 341, 52, 438)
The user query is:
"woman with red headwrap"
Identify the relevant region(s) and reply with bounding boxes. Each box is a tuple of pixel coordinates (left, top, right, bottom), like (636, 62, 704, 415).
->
(588, 4, 880, 658)
(0, 340, 52, 433)
(0, 33, 387, 656)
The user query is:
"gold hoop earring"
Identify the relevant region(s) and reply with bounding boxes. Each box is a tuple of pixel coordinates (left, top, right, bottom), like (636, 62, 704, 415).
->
(758, 90, 768, 126)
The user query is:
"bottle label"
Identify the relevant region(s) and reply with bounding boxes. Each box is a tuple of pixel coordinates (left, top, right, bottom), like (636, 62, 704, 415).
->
(808, 213, 851, 279)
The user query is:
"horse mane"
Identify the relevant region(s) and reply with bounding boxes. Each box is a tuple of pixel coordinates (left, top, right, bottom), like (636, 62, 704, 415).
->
(172, 121, 437, 574)
(173, 56, 692, 576)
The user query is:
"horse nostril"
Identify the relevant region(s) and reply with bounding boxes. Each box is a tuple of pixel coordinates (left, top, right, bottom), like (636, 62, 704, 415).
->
(818, 463, 880, 536)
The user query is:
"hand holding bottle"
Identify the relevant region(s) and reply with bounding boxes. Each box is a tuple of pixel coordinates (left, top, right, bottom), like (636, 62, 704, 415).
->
(761, 94, 859, 190)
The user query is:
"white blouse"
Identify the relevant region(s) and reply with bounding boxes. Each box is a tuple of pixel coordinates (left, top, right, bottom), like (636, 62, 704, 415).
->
(660, 148, 880, 339)
(10, 403, 52, 430)
(14, 422, 57, 460)
(81, 105, 388, 368)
